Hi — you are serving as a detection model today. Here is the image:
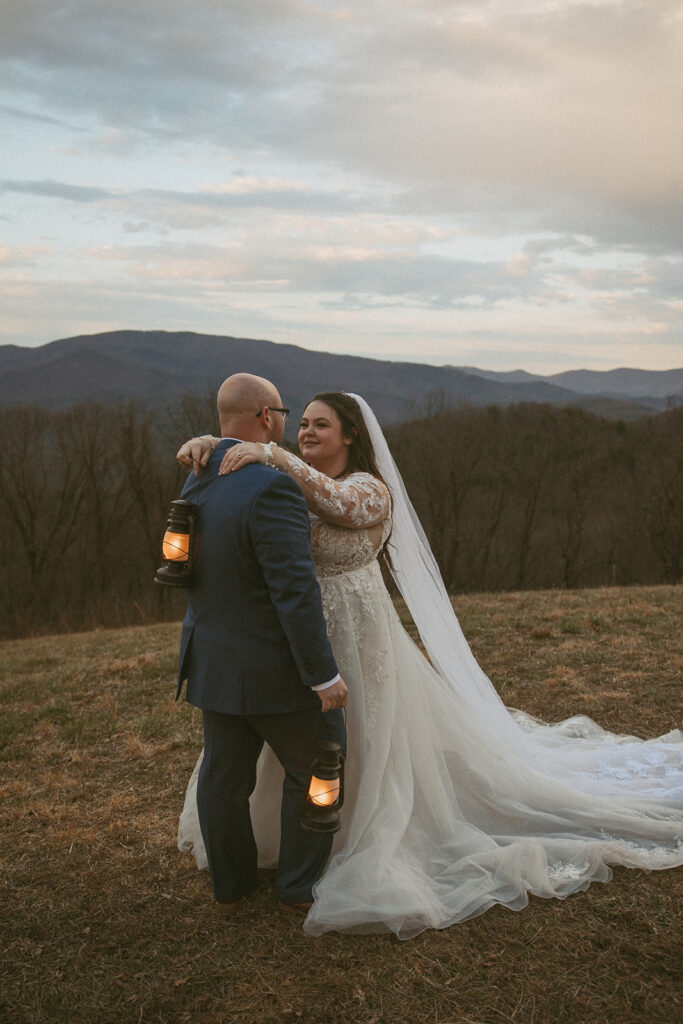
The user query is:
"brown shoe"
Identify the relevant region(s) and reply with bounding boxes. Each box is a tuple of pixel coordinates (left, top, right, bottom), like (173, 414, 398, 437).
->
(215, 897, 244, 914)
(278, 900, 313, 917)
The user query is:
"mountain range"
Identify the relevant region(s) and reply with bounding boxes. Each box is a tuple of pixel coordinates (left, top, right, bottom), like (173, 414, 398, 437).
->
(1, 330, 681, 428)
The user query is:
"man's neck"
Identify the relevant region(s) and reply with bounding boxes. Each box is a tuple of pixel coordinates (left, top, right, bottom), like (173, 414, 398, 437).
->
(219, 422, 269, 444)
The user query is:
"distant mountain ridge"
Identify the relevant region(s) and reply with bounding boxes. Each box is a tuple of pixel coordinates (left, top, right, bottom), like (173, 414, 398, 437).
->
(457, 365, 683, 408)
(0, 330, 678, 426)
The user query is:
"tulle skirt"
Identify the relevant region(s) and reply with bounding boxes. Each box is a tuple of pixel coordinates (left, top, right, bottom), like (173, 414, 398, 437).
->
(178, 563, 682, 938)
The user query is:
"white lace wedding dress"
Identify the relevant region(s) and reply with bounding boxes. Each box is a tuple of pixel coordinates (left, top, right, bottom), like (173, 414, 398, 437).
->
(178, 406, 682, 939)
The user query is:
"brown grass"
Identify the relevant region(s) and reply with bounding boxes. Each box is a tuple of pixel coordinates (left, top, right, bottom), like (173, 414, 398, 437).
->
(1, 586, 681, 1024)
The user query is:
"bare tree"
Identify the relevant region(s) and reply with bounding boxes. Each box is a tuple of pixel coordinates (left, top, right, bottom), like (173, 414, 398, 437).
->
(2, 396, 680, 639)
(636, 410, 683, 583)
(0, 406, 89, 634)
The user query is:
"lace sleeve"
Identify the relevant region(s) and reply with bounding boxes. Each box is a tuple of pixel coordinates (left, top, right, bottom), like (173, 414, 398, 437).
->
(271, 449, 391, 529)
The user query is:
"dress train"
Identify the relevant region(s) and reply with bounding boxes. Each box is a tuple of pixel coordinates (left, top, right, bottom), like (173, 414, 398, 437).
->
(179, 560, 682, 938)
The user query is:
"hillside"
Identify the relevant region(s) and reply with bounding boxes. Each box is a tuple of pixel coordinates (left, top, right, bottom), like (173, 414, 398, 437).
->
(1, 330, 674, 423)
(1, 585, 680, 1024)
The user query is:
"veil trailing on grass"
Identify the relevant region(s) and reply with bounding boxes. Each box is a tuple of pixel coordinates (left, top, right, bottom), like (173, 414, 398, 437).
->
(348, 393, 682, 802)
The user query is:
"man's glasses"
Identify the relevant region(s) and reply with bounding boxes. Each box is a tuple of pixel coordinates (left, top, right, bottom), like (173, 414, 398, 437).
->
(256, 407, 290, 422)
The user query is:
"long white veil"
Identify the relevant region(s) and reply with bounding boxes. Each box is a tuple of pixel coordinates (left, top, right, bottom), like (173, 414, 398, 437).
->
(348, 393, 682, 801)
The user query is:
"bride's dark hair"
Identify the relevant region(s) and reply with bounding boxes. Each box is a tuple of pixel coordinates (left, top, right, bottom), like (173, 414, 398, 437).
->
(307, 392, 384, 481)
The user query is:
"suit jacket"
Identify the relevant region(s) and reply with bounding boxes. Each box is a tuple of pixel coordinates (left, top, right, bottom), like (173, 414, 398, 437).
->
(176, 440, 338, 715)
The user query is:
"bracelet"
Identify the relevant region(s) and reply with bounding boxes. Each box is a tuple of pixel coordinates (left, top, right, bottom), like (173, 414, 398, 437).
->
(199, 435, 219, 453)
(263, 441, 277, 466)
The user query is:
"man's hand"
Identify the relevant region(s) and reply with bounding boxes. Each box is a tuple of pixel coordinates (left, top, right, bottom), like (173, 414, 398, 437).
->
(316, 678, 348, 712)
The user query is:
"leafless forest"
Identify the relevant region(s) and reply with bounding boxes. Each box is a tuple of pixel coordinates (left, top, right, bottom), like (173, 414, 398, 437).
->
(1, 398, 681, 639)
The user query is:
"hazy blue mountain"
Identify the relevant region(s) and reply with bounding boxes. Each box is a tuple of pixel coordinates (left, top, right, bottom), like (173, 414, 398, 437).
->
(547, 367, 683, 400)
(0, 330, 676, 425)
(458, 364, 683, 409)
(457, 367, 541, 385)
(0, 330, 572, 421)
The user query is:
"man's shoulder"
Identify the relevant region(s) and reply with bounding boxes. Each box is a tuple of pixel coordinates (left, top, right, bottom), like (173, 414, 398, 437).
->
(253, 463, 306, 503)
(208, 461, 304, 506)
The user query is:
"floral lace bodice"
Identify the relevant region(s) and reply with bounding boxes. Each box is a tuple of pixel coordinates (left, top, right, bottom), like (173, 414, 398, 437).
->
(310, 508, 391, 577)
(270, 452, 392, 578)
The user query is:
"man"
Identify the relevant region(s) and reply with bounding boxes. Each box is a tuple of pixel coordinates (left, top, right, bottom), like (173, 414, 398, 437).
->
(176, 373, 347, 913)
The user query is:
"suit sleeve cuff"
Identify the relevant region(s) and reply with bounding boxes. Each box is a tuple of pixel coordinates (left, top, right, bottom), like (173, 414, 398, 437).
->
(311, 673, 341, 692)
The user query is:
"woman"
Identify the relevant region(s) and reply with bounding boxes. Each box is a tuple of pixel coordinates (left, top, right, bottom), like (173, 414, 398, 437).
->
(177, 393, 682, 938)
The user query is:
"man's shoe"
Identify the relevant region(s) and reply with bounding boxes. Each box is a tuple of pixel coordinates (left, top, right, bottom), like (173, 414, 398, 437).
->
(278, 900, 313, 917)
(215, 896, 244, 914)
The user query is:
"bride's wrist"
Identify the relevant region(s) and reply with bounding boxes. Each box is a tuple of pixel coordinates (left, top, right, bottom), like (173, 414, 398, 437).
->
(199, 434, 219, 453)
(262, 441, 277, 466)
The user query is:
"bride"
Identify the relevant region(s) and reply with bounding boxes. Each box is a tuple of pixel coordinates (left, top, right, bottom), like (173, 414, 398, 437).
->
(176, 391, 682, 938)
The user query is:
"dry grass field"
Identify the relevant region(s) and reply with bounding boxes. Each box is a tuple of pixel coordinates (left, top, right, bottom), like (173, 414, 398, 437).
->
(1, 585, 681, 1024)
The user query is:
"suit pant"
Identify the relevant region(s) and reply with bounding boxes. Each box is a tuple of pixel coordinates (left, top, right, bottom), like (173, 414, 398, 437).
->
(198, 705, 345, 903)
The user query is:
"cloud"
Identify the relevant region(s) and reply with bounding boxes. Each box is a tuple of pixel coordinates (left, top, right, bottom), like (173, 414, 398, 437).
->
(0, 242, 52, 267)
(1, 262, 680, 373)
(3, 175, 679, 333)
(2, 179, 113, 202)
(1, 177, 371, 219)
(0, 1, 681, 368)
(0, 103, 73, 128)
(55, 228, 677, 330)
(3, 1, 681, 215)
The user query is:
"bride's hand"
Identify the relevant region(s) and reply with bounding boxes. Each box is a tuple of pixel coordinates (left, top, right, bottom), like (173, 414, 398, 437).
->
(219, 442, 271, 475)
(177, 436, 217, 475)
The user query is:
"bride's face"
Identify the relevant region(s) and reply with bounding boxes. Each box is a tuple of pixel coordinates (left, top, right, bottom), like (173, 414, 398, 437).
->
(298, 401, 352, 468)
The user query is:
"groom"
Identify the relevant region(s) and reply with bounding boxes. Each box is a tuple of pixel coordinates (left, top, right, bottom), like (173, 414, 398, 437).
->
(176, 373, 347, 912)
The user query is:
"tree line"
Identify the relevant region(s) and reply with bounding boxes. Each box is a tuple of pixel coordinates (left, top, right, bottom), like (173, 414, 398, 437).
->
(387, 402, 682, 593)
(1, 397, 680, 639)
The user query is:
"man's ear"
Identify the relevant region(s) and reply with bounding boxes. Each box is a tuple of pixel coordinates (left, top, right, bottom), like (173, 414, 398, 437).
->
(262, 406, 281, 442)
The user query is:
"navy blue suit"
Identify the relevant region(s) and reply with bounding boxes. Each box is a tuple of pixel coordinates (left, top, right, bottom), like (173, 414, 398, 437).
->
(177, 440, 344, 902)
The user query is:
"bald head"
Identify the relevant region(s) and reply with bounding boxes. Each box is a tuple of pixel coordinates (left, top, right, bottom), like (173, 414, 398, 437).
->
(217, 373, 285, 443)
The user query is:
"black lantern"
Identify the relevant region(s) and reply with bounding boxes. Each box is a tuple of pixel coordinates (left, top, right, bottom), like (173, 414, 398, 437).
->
(300, 741, 344, 833)
(154, 499, 198, 587)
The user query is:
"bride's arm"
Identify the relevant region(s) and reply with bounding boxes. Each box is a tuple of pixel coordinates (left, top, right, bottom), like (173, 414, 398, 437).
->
(222, 443, 391, 529)
(176, 435, 220, 474)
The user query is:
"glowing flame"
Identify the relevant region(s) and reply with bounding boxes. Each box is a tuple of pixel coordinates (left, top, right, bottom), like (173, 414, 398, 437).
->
(307, 775, 340, 807)
(162, 530, 190, 562)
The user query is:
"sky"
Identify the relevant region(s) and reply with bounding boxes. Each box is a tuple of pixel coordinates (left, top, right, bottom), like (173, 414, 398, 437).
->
(1, 0, 682, 374)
